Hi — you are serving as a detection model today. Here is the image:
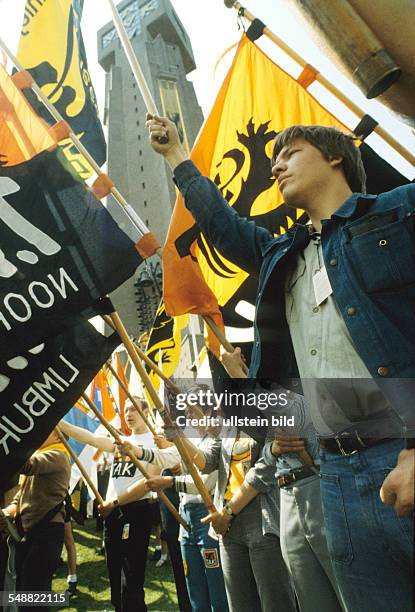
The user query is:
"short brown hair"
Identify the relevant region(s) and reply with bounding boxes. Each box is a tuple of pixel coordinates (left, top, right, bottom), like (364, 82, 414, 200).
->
(125, 396, 148, 412)
(272, 125, 366, 193)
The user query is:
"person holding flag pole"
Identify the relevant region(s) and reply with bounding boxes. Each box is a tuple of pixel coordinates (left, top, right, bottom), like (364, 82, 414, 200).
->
(0, 11, 220, 609)
(0, 430, 71, 610)
(0, 25, 219, 512)
(1, 18, 249, 612)
(59, 395, 163, 612)
(107, 313, 219, 517)
(146, 107, 414, 612)
(108, 369, 230, 612)
(121, 430, 231, 612)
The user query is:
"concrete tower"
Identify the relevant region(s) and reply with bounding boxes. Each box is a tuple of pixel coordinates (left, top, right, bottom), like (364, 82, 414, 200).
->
(98, 0, 203, 335)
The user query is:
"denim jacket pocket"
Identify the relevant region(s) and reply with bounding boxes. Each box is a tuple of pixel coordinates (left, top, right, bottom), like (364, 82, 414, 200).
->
(344, 211, 415, 293)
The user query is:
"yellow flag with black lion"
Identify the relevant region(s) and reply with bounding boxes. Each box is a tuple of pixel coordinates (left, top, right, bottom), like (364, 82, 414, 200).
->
(17, 0, 106, 178)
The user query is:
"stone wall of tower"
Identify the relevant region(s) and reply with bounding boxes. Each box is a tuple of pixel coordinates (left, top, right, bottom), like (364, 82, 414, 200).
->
(98, 0, 203, 336)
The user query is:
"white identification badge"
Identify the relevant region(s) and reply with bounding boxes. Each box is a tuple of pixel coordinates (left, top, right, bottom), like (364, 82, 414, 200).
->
(122, 523, 130, 540)
(313, 266, 333, 305)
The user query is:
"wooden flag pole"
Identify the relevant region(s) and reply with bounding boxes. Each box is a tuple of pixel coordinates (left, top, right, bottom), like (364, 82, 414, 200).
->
(132, 343, 182, 395)
(80, 392, 189, 530)
(106, 361, 158, 437)
(55, 427, 104, 504)
(139, 394, 158, 431)
(204, 315, 234, 353)
(223, 0, 415, 166)
(204, 315, 248, 374)
(203, 321, 235, 359)
(0, 35, 234, 356)
(100, 3, 235, 356)
(144, 399, 158, 431)
(107, 0, 157, 117)
(102, 315, 181, 393)
(109, 312, 217, 513)
(0, 37, 149, 238)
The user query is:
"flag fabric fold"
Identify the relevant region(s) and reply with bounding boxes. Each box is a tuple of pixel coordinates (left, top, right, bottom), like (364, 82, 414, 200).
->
(145, 301, 188, 392)
(17, 0, 106, 178)
(0, 149, 142, 360)
(0, 314, 120, 487)
(0, 63, 56, 167)
(113, 352, 131, 435)
(163, 34, 347, 339)
(90, 369, 117, 424)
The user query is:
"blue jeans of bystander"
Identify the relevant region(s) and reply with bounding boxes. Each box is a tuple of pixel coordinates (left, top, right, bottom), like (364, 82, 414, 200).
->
(180, 503, 228, 612)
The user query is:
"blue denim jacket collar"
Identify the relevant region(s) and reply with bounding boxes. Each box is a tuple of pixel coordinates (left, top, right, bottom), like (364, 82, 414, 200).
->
(330, 192, 378, 220)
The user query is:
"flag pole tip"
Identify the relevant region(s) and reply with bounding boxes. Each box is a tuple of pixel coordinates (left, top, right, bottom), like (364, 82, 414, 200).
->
(224, 0, 236, 7)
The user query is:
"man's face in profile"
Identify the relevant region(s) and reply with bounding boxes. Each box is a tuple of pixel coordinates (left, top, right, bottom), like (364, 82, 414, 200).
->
(272, 138, 338, 211)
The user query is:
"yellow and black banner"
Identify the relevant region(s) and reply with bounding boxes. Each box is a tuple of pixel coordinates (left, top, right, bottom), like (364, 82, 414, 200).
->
(145, 301, 188, 391)
(163, 34, 347, 320)
(17, 0, 106, 178)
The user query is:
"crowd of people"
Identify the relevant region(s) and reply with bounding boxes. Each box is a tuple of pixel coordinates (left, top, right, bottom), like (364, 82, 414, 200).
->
(0, 116, 414, 612)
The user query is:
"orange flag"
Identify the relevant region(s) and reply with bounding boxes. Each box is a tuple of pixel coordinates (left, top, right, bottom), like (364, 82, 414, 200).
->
(90, 370, 117, 423)
(163, 35, 346, 351)
(0, 63, 56, 167)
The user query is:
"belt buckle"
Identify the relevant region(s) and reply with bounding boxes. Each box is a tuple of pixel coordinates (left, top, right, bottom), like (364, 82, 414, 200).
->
(354, 430, 367, 448)
(279, 474, 292, 488)
(335, 436, 358, 457)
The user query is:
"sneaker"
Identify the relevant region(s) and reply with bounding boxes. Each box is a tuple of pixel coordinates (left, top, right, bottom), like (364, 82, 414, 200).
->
(155, 554, 168, 568)
(152, 548, 161, 562)
(66, 581, 77, 598)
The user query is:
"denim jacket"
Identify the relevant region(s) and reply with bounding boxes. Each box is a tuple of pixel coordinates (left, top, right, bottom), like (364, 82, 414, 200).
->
(174, 161, 415, 435)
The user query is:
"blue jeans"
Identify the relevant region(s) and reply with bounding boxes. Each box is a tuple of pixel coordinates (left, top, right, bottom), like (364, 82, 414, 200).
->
(180, 503, 229, 612)
(319, 439, 413, 612)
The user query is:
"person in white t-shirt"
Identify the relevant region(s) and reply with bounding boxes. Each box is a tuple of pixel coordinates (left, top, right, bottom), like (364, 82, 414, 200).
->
(119, 397, 230, 612)
(59, 398, 159, 612)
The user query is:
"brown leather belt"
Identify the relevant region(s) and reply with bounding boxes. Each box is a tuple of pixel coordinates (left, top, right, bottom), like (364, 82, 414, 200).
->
(319, 436, 393, 456)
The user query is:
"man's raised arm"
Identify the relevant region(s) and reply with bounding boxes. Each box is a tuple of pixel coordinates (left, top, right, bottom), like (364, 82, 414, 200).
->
(146, 115, 274, 276)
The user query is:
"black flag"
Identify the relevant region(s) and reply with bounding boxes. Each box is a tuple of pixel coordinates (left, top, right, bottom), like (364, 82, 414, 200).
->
(0, 150, 141, 361)
(0, 314, 120, 488)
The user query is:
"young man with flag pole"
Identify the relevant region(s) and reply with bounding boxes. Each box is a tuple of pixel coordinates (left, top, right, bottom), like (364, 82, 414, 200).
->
(0, 33, 217, 510)
(147, 115, 414, 612)
(59, 397, 160, 612)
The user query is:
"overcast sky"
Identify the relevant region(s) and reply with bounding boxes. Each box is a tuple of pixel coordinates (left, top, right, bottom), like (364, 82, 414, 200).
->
(0, 0, 413, 177)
